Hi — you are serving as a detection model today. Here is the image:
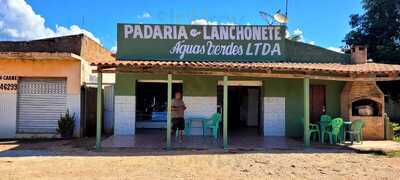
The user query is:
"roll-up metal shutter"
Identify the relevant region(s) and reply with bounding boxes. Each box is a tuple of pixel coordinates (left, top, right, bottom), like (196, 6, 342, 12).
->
(17, 78, 66, 133)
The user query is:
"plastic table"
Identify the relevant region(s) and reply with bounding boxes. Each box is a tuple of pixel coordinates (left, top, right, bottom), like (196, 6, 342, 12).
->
(185, 117, 207, 135)
(342, 121, 352, 142)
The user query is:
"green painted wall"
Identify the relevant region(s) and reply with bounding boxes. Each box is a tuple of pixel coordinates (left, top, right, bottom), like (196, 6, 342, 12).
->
(263, 78, 304, 137)
(117, 24, 287, 62)
(115, 72, 344, 138)
(115, 73, 165, 96)
(263, 79, 344, 137)
(181, 76, 220, 96)
(310, 80, 345, 118)
(285, 39, 351, 63)
(115, 73, 220, 96)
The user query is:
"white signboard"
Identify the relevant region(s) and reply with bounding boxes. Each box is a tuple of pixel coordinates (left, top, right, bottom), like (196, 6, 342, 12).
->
(0, 75, 18, 93)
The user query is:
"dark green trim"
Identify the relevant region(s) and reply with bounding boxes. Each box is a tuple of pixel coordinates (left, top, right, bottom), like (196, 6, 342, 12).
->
(96, 72, 102, 150)
(223, 76, 228, 149)
(286, 40, 350, 63)
(303, 78, 310, 147)
(166, 74, 172, 150)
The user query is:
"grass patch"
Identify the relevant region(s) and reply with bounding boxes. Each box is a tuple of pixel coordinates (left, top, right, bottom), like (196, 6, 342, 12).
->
(365, 151, 400, 157)
(394, 136, 400, 143)
(384, 151, 400, 157)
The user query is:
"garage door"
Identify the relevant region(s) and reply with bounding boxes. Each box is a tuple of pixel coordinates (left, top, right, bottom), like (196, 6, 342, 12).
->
(17, 78, 66, 133)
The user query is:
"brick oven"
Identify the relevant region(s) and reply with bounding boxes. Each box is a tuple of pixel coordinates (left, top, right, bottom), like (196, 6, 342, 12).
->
(340, 46, 386, 140)
(341, 81, 385, 140)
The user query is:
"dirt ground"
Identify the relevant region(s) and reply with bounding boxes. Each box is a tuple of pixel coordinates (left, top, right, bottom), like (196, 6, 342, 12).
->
(0, 138, 399, 180)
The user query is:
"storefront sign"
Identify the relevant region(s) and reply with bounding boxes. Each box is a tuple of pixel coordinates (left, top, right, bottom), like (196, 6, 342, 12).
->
(0, 75, 18, 93)
(117, 24, 286, 61)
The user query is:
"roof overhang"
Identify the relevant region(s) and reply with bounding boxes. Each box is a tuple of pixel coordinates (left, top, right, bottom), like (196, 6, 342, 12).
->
(0, 52, 84, 61)
(91, 60, 400, 82)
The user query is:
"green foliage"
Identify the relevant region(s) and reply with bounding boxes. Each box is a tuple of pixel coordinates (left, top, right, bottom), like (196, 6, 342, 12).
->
(344, 0, 400, 63)
(344, 0, 400, 99)
(384, 151, 400, 157)
(394, 136, 400, 142)
(392, 122, 400, 142)
(393, 122, 400, 132)
(57, 110, 75, 138)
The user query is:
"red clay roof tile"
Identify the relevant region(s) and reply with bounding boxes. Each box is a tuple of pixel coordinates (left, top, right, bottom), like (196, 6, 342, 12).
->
(91, 60, 400, 75)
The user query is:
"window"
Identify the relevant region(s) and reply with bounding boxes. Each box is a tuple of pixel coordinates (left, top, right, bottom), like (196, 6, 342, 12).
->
(136, 81, 183, 122)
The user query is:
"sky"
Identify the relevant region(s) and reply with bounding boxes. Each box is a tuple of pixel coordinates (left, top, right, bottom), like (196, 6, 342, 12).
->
(0, 0, 364, 52)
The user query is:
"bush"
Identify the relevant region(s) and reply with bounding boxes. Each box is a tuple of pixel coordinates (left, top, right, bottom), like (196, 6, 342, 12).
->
(393, 122, 400, 142)
(394, 136, 400, 142)
(57, 110, 75, 138)
(393, 122, 400, 133)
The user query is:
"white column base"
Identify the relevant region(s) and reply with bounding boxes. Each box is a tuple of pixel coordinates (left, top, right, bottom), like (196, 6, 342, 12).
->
(114, 96, 135, 135)
(184, 96, 217, 135)
(0, 93, 17, 138)
(67, 94, 81, 137)
(264, 97, 286, 136)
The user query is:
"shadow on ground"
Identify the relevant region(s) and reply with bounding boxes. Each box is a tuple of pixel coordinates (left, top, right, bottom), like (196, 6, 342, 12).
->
(0, 137, 359, 158)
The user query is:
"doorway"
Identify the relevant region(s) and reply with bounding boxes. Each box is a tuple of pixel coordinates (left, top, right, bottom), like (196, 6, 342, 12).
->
(82, 86, 101, 137)
(217, 85, 262, 136)
(310, 85, 326, 123)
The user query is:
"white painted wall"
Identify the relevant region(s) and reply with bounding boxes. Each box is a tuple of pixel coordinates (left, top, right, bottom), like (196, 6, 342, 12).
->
(264, 97, 286, 136)
(0, 93, 17, 138)
(114, 96, 217, 135)
(81, 60, 115, 84)
(184, 96, 217, 135)
(103, 85, 114, 134)
(134, 96, 218, 134)
(114, 96, 135, 135)
(66, 94, 81, 137)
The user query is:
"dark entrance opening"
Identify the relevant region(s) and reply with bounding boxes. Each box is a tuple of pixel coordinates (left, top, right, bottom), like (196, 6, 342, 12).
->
(135, 82, 183, 127)
(217, 86, 262, 136)
(82, 86, 104, 137)
(352, 99, 382, 116)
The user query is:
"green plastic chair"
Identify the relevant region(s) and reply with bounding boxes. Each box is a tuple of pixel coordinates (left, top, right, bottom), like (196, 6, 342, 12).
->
(320, 115, 332, 143)
(320, 115, 332, 122)
(300, 118, 320, 142)
(323, 118, 344, 144)
(202, 113, 222, 139)
(346, 119, 365, 144)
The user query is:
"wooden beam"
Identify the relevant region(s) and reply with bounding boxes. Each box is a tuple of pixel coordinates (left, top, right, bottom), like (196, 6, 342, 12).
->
(95, 68, 400, 82)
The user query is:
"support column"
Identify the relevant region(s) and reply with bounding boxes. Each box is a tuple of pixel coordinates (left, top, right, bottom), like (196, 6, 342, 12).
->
(166, 74, 172, 150)
(223, 76, 228, 149)
(303, 78, 310, 147)
(96, 70, 103, 150)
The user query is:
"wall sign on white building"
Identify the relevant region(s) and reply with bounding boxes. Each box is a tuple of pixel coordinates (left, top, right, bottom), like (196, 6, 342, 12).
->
(0, 75, 18, 93)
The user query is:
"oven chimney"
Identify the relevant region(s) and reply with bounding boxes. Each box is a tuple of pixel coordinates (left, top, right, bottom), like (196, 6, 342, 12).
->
(351, 45, 368, 64)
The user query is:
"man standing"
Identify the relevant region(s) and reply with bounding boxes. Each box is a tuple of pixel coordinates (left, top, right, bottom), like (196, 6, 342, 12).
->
(172, 91, 186, 142)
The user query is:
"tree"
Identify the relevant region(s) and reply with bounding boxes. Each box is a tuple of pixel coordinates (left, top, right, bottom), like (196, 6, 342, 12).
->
(344, 0, 400, 64)
(344, 0, 400, 101)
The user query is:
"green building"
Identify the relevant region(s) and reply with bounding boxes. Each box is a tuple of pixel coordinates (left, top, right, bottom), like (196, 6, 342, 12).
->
(93, 24, 400, 149)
